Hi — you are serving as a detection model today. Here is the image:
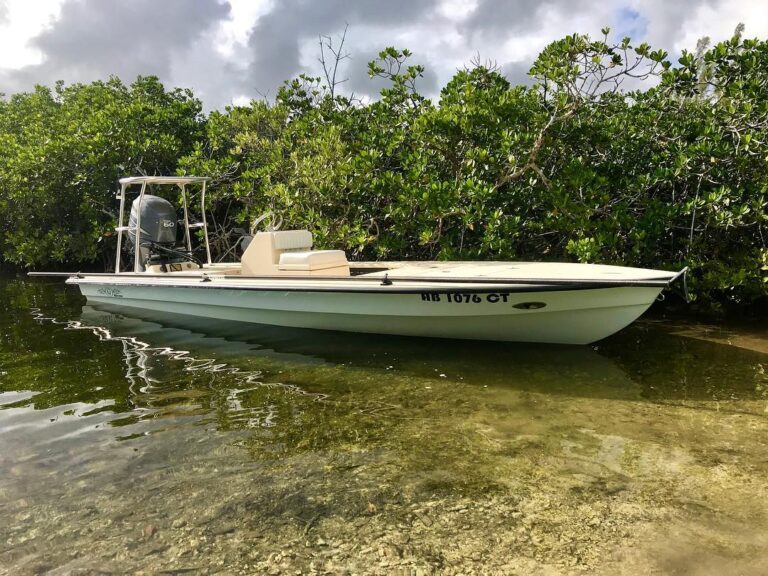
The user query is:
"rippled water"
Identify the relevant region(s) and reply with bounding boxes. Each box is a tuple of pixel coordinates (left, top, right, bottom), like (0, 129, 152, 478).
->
(1, 274, 767, 575)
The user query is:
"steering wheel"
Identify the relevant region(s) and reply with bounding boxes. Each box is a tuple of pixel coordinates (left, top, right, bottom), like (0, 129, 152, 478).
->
(250, 211, 283, 234)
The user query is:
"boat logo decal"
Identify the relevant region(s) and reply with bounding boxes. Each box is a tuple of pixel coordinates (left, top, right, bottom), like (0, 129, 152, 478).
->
(96, 286, 124, 298)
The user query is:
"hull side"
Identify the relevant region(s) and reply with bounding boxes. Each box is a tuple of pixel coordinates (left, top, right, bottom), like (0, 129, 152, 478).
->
(73, 281, 661, 344)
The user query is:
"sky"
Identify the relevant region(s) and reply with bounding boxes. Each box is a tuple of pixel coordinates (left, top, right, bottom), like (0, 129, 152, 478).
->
(0, 0, 766, 110)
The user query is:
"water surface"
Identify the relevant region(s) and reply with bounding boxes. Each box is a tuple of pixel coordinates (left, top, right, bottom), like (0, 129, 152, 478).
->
(1, 274, 767, 575)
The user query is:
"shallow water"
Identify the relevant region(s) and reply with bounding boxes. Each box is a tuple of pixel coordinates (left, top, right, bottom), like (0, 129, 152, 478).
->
(1, 274, 767, 575)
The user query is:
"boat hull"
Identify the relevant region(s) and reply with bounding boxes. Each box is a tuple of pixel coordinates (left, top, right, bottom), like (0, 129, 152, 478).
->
(70, 279, 662, 345)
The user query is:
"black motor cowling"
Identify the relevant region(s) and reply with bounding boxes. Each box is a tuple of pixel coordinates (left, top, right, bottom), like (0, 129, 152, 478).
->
(126, 195, 178, 270)
(128, 195, 177, 245)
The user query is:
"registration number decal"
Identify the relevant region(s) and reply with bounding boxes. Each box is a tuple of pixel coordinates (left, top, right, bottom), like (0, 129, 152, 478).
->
(421, 292, 510, 303)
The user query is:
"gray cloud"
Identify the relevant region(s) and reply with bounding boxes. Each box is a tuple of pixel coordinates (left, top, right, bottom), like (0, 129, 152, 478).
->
(500, 60, 533, 87)
(243, 0, 435, 96)
(461, 0, 601, 42)
(463, 0, 550, 37)
(2, 0, 229, 93)
(639, 0, 718, 54)
(167, 29, 243, 109)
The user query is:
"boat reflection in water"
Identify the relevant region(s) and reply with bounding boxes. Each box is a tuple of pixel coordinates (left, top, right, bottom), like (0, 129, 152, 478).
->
(78, 302, 646, 402)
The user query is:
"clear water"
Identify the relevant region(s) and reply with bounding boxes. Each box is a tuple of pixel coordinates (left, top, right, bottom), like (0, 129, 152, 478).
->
(1, 274, 767, 575)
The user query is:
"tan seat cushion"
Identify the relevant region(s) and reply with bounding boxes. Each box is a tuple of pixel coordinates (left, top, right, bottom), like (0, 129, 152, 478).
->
(278, 250, 348, 271)
(272, 230, 313, 250)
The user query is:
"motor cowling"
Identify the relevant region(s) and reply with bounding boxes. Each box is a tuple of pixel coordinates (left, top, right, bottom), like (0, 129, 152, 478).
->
(127, 195, 178, 270)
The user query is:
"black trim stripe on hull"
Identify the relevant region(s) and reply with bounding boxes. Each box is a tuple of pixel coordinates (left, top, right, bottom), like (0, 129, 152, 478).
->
(68, 280, 666, 295)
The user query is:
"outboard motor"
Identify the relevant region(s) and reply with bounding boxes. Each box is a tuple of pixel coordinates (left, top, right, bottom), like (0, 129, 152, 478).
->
(127, 195, 178, 270)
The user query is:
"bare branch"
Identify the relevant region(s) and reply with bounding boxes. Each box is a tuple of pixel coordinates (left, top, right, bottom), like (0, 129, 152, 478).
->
(318, 24, 351, 100)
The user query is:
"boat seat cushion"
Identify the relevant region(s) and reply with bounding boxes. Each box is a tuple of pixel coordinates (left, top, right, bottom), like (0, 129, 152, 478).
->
(278, 250, 348, 271)
(272, 230, 313, 250)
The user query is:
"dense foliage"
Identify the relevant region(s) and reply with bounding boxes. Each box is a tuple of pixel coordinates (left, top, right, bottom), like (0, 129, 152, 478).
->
(0, 77, 203, 268)
(1, 28, 766, 307)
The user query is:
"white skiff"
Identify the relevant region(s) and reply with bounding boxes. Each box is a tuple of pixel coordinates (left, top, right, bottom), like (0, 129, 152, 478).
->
(33, 176, 687, 345)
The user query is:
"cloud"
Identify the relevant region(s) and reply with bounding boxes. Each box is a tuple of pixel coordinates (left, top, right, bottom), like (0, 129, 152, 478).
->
(242, 0, 436, 97)
(0, 0, 766, 109)
(500, 60, 533, 87)
(655, 0, 768, 54)
(3, 0, 229, 94)
(463, 0, 559, 38)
